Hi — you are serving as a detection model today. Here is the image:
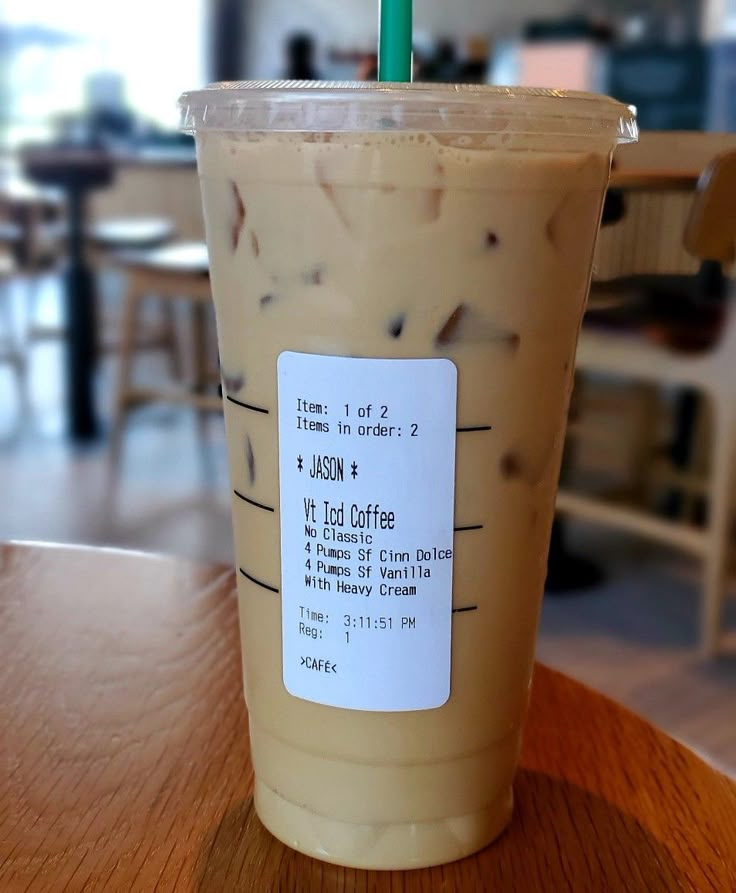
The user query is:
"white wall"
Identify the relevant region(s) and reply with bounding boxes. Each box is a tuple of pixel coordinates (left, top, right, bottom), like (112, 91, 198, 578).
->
(245, 0, 581, 79)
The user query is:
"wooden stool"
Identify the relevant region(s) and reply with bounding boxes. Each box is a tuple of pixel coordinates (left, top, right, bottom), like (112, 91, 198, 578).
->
(109, 241, 220, 471)
(26, 216, 178, 349)
(88, 216, 181, 373)
(89, 216, 175, 253)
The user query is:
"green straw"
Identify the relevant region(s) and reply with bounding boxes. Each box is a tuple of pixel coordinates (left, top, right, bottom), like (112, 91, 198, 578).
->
(378, 0, 413, 82)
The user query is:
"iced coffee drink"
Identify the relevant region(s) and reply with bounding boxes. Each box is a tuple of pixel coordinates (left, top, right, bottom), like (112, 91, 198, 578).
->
(180, 83, 637, 869)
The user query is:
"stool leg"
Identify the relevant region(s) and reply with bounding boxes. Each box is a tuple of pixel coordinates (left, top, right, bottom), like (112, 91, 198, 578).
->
(701, 402, 736, 658)
(629, 383, 659, 508)
(161, 299, 182, 381)
(682, 399, 710, 524)
(23, 274, 43, 344)
(109, 282, 142, 476)
(12, 349, 31, 421)
(191, 302, 208, 391)
(0, 280, 31, 420)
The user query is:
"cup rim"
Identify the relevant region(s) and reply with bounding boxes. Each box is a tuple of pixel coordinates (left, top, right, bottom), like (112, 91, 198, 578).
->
(178, 80, 638, 144)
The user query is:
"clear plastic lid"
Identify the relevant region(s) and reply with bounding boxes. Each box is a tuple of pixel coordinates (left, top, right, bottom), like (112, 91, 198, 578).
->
(179, 81, 638, 144)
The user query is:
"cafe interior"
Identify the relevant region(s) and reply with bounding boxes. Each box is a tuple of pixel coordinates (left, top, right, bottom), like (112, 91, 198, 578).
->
(1, 0, 735, 787)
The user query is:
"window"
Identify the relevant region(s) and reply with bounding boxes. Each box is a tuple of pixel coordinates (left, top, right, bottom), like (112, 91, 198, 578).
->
(3, 1, 207, 146)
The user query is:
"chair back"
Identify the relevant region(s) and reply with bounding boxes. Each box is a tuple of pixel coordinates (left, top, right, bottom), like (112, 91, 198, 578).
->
(684, 151, 736, 265)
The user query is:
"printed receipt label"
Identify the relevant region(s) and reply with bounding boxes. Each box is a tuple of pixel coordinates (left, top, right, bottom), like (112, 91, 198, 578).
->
(277, 352, 457, 711)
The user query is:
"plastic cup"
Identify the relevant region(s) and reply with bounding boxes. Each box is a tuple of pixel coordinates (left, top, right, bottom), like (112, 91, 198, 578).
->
(179, 82, 637, 869)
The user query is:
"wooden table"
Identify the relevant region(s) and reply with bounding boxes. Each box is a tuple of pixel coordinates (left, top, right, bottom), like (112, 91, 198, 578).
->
(2, 543, 735, 891)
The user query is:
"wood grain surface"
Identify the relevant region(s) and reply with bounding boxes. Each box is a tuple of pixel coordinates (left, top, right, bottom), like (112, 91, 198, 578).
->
(1, 542, 734, 892)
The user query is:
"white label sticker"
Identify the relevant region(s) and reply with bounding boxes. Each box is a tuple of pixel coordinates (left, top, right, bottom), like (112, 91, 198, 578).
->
(277, 352, 457, 712)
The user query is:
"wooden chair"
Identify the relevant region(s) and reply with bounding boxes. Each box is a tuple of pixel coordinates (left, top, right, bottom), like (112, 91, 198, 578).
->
(109, 241, 220, 472)
(0, 181, 67, 344)
(0, 249, 30, 421)
(558, 151, 736, 656)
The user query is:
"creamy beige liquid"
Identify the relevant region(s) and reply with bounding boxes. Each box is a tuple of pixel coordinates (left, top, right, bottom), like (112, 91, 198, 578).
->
(196, 129, 610, 869)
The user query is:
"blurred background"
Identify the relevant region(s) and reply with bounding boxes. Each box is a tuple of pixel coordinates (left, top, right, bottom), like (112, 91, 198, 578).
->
(1, 0, 735, 772)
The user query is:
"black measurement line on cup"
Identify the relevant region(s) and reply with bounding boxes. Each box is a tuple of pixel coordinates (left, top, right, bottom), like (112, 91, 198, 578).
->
(454, 524, 484, 532)
(226, 395, 270, 414)
(456, 425, 492, 433)
(452, 605, 478, 614)
(239, 568, 280, 594)
(233, 489, 275, 513)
